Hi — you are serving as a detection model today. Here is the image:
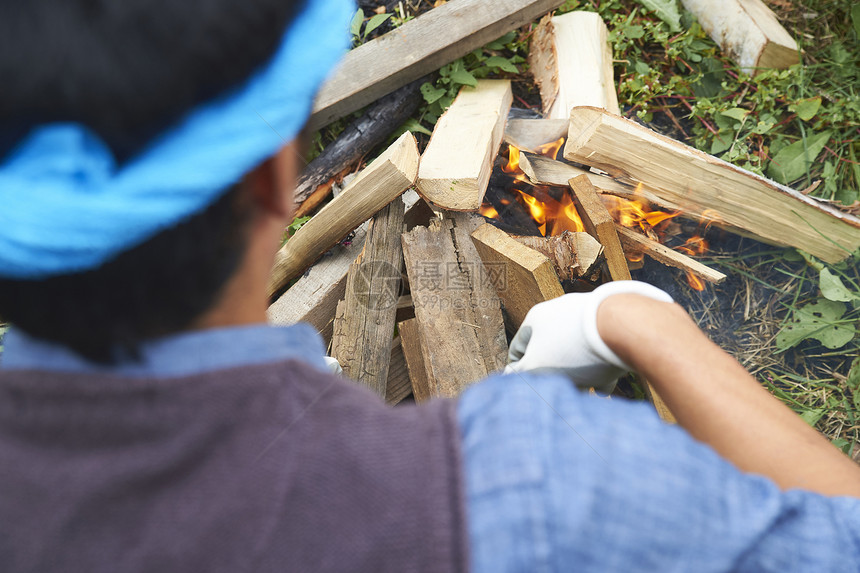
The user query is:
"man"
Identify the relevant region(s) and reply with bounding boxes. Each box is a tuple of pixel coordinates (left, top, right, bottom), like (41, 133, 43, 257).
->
(1, 0, 858, 571)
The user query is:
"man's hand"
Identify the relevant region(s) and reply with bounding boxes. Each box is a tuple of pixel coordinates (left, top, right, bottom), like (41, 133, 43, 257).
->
(504, 281, 673, 393)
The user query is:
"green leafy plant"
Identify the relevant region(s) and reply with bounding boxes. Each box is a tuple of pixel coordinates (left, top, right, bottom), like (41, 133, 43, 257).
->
(281, 215, 312, 247)
(350, 8, 392, 44)
(417, 31, 526, 126)
(776, 253, 860, 351)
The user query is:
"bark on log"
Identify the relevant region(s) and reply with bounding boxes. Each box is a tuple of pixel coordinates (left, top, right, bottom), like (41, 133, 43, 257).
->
(293, 79, 424, 213)
(563, 107, 860, 263)
(681, 0, 799, 72)
(529, 12, 620, 119)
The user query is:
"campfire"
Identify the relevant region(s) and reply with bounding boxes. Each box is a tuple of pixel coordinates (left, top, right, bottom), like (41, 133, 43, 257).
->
(481, 140, 712, 291)
(265, 2, 860, 425)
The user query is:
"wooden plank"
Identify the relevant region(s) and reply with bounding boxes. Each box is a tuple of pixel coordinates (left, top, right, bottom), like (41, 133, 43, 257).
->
(331, 199, 405, 396)
(385, 337, 413, 405)
(267, 224, 367, 346)
(681, 0, 799, 71)
(564, 107, 860, 263)
(615, 225, 727, 285)
(398, 318, 431, 403)
(293, 79, 423, 213)
(267, 190, 428, 345)
(568, 175, 631, 281)
(308, 0, 565, 131)
(528, 11, 620, 120)
(401, 216, 508, 398)
(471, 223, 564, 328)
(268, 132, 419, 297)
(512, 231, 603, 281)
(416, 80, 513, 211)
(504, 118, 568, 153)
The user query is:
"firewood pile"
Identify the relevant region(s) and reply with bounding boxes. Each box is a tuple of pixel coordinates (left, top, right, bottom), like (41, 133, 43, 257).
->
(267, 0, 860, 420)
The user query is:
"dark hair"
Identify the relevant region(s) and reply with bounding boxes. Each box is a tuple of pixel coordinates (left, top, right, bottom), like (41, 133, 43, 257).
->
(0, 0, 306, 362)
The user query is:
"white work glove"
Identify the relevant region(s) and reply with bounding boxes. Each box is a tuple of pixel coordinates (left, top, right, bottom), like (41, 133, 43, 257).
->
(505, 281, 673, 393)
(323, 356, 343, 375)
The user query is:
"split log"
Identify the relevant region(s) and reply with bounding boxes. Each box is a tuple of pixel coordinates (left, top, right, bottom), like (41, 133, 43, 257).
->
(614, 225, 727, 285)
(568, 175, 631, 281)
(401, 215, 508, 398)
(512, 231, 603, 281)
(267, 224, 367, 346)
(397, 318, 431, 403)
(564, 107, 860, 263)
(268, 132, 419, 297)
(471, 223, 564, 328)
(268, 190, 431, 344)
(331, 199, 405, 396)
(416, 80, 513, 211)
(518, 152, 673, 208)
(504, 118, 568, 153)
(309, 0, 565, 130)
(293, 79, 424, 213)
(385, 337, 413, 405)
(681, 0, 799, 71)
(528, 12, 620, 120)
(568, 182, 675, 422)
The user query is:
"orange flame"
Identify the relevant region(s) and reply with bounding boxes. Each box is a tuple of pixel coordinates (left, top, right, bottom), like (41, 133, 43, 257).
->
(536, 137, 565, 160)
(513, 188, 585, 236)
(686, 272, 705, 291)
(479, 204, 499, 219)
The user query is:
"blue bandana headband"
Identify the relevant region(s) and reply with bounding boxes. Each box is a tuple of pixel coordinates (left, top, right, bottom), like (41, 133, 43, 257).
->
(0, 0, 354, 279)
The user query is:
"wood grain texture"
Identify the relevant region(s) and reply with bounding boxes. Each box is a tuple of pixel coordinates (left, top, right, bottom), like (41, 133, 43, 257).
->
(308, 0, 565, 131)
(385, 337, 413, 405)
(568, 175, 631, 281)
(416, 80, 513, 211)
(267, 224, 368, 346)
(398, 318, 431, 402)
(471, 223, 564, 328)
(401, 216, 508, 398)
(529, 11, 620, 119)
(332, 199, 405, 396)
(512, 231, 603, 281)
(615, 225, 727, 285)
(681, 0, 798, 71)
(564, 107, 860, 263)
(518, 152, 676, 208)
(268, 132, 419, 297)
(268, 191, 427, 345)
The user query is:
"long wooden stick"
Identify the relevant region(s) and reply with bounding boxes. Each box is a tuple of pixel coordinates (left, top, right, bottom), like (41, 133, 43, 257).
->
(564, 107, 860, 263)
(267, 132, 419, 297)
(309, 0, 565, 130)
(614, 225, 727, 285)
(569, 175, 676, 423)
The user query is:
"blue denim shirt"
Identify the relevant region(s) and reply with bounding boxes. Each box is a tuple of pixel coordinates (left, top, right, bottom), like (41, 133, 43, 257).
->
(3, 325, 859, 571)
